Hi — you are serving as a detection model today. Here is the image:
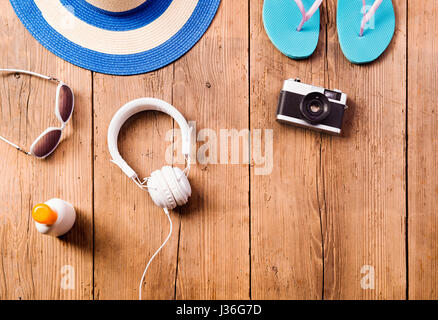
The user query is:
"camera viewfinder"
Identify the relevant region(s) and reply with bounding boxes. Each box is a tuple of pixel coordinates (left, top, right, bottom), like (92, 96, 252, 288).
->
(324, 89, 342, 101)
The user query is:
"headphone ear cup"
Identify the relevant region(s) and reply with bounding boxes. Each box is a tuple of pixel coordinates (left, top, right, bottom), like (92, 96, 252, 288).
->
(161, 166, 191, 206)
(147, 169, 177, 209)
(173, 167, 192, 202)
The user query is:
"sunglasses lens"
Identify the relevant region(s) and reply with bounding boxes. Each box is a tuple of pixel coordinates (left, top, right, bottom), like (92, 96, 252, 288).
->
(32, 129, 62, 158)
(58, 85, 74, 122)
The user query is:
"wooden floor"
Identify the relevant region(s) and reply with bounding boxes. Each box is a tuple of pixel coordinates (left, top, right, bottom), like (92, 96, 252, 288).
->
(0, 0, 437, 300)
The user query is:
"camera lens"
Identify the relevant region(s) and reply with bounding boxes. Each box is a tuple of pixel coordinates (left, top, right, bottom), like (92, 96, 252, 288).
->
(300, 92, 331, 123)
(310, 102, 322, 113)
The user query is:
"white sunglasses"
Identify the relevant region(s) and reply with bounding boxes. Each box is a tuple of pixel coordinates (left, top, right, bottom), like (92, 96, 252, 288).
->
(0, 69, 74, 159)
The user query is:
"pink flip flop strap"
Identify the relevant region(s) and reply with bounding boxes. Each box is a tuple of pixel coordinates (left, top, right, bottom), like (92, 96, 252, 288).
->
(360, 0, 383, 36)
(294, 0, 324, 31)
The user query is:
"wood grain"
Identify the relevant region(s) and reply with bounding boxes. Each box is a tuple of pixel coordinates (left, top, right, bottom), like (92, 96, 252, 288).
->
(93, 70, 178, 300)
(1, 0, 438, 300)
(0, 2, 93, 299)
(408, 0, 438, 300)
(173, 0, 250, 299)
(322, 0, 406, 299)
(250, 0, 325, 300)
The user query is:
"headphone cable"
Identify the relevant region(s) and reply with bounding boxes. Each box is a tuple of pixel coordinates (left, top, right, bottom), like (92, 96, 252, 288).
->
(138, 208, 173, 300)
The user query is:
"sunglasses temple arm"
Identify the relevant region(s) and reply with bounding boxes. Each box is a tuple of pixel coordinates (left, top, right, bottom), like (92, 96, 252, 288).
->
(0, 68, 59, 82)
(0, 135, 30, 155)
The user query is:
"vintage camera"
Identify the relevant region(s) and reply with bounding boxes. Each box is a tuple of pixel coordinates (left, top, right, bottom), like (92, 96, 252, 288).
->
(276, 79, 348, 135)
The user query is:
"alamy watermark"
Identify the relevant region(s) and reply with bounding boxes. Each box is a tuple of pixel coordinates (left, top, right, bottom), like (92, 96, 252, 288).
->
(360, 265, 375, 290)
(60, 5, 76, 30)
(361, 5, 376, 32)
(61, 265, 75, 290)
(164, 122, 273, 176)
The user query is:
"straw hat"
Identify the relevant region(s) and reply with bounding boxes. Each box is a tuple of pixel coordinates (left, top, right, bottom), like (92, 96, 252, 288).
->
(10, 0, 221, 75)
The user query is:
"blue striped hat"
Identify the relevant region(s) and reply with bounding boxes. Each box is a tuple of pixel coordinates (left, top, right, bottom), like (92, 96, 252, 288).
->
(10, 0, 221, 75)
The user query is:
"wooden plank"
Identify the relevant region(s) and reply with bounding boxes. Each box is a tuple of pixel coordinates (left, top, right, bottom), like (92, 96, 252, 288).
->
(93, 70, 178, 299)
(173, 0, 250, 299)
(322, 0, 406, 299)
(0, 2, 93, 299)
(3, 0, 432, 301)
(250, 0, 326, 299)
(408, 0, 438, 300)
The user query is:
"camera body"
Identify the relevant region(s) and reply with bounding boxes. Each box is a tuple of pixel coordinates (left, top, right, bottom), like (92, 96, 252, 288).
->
(276, 79, 347, 135)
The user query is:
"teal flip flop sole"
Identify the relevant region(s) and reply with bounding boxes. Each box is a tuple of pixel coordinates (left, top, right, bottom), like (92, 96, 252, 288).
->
(263, 0, 320, 59)
(337, 0, 395, 64)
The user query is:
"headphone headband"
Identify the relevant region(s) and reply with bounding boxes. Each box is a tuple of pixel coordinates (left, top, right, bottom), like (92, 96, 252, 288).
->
(107, 98, 191, 178)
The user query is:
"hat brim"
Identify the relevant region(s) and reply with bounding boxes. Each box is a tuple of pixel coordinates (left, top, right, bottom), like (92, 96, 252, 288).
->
(10, 0, 220, 75)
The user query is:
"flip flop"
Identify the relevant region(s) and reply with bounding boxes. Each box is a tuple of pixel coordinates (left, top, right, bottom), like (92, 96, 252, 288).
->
(337, 0, 395, 64)
(263, 0, 323, 59)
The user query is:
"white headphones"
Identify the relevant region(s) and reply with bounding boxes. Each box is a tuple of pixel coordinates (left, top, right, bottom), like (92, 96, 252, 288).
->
(107, 97, 192, 210)
(107, 98, 192, 299)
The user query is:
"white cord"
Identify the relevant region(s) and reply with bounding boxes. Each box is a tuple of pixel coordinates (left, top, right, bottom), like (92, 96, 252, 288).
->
(138, 208, 173, 300)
